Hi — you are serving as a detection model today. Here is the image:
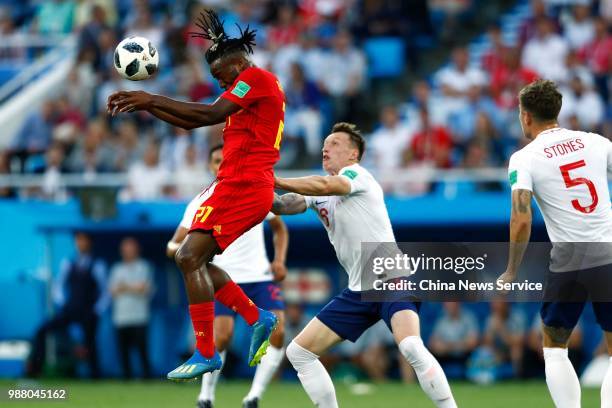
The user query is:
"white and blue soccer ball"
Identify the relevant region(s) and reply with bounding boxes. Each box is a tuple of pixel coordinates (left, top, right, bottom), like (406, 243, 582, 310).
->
(114, 36, 159, 81)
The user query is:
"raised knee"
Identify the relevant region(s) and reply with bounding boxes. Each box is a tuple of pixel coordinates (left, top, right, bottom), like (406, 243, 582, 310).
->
(175, 244, 200, 273)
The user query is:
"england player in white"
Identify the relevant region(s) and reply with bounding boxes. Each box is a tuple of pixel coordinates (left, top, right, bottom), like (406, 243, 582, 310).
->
(272, 122, 456, 408)
(498, 80, 612, 408)
(167, 145, 289, 408)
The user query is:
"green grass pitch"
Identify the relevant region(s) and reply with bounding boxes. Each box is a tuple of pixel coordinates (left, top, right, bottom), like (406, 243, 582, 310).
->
(0, 380, 600, 407)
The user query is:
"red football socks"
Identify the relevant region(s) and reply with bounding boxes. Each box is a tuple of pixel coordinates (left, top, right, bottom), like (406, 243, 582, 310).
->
(189, 302, 215, 358)
(215, 281, 260, 325)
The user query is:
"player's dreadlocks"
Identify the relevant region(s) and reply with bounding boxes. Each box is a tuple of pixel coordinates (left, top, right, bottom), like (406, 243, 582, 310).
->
(190, 9, 256, 65)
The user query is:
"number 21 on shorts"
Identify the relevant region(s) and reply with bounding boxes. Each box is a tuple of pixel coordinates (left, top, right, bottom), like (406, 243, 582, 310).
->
(194, 205, 214, 223)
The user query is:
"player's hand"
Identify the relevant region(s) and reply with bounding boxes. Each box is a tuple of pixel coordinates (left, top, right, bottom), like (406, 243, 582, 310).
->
(496, 269, 517, 295)
(497, 269, 517, 285)
(271, 260, 287, 282)
(107, 90, 153, 116)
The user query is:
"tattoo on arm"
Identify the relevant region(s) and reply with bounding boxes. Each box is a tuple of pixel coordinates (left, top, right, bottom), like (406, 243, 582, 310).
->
(512, 189, 532, 216)
(272, 193, 307, 215)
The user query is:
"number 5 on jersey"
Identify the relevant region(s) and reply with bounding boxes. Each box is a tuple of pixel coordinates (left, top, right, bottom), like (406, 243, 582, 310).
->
(559, 160, 599, 214)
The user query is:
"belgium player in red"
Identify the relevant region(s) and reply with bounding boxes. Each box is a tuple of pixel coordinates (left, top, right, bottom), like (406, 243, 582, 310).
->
(107, 10, 284, 381)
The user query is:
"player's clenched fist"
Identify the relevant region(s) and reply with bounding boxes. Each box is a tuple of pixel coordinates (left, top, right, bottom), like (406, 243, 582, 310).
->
(107, 90, 154, 116)
(271, 260, 287, 282)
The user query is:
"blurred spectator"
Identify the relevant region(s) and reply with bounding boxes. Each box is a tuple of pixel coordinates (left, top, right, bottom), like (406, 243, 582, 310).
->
(523, 314, 583, 378)
(562, 4, 595, 50)
(447, 85, 504, 149)
(123, 141, 171, 200)
(519, 0, 558, 46)
(284, 62, 324, 157)
(490, 47, 539, 110)
(482, 301, 526, 378)
(522, 17, 569, 82)
(110, 237, 153, 379)
(123, 1, 164, 47)
(429, 302, 479, 377)
(77, 4, 109, 63)
(404, 107, 453, 168)
(33, 0, 76, 35)
(481, 23, 509, 74)
(27, 232, 108, 378)
(559, 75, 605, 131)
(40, 143, 68, 200)
(268, 4, 302, 50)
(273, 31, 327, 88)
(0, 7, 26, 61)
(114, 120, 147, 171)
(428, 0, 474, 42)
(64, 67, 96, 118)
(369, 105, 414, 171)
(436, 46, 488, 111)
(404, 80, 448, 127)
(10, 100, 56, 159)
(160, 127, 191, 170)
(578, 17, 611, 104)
(319, 30, 366, 123)
(174, 143, 209, 198)
(74, 0, 116, 28)
(67, 119, 116, 174)
(562, 49, 595, 88)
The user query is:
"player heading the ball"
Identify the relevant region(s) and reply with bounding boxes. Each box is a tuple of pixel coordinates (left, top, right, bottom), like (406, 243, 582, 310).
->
(107, 9, 286, 381)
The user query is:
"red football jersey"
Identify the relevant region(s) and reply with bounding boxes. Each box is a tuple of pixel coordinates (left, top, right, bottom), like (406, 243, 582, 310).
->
(219, 66, 285, 186)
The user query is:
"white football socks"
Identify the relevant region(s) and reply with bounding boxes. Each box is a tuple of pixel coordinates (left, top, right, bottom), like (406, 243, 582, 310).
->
(286, 341, 338, 408)
(398, 336, 457, 408)
(543, 347, 580, 408)
(244, 345, 285, 401)
(198, 350, 226, 403)
(602, 356, 612, 408)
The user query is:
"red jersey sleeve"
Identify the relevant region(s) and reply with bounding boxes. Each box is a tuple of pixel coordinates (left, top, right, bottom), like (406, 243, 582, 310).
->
(220, 67, 272, 109)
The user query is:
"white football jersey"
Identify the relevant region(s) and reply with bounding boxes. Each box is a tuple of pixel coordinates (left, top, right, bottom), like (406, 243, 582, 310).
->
(305, 164, 396, 291)
(180, 191, 275, 283)
(508, 127, 612, 270)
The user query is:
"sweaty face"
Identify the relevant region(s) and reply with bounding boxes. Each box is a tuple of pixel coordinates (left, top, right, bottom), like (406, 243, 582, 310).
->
(210, 58, 241, 90)
(321, 132, 358, 175)
(209, 149, 223, 177)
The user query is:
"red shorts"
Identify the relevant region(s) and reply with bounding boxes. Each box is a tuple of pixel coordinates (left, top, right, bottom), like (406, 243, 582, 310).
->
(188, 178, 274, 251)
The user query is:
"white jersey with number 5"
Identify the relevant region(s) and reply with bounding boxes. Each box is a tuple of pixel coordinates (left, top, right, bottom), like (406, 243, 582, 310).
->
(304, 164, 396, 291)
(508, 128, 612, 268)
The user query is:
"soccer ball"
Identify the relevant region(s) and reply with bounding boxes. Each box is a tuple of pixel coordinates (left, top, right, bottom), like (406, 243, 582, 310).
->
(114, 36, 159, 81)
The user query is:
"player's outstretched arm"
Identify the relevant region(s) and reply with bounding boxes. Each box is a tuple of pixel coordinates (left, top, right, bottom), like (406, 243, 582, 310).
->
(107, 91, 241, 129)
(275, 175, 351, 196)
(271, 193, 307, 215)
(499, 189, 533, 283)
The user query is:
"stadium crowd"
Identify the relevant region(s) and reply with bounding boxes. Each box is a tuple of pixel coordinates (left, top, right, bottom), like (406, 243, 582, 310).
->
(0, 0, 607, 200)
